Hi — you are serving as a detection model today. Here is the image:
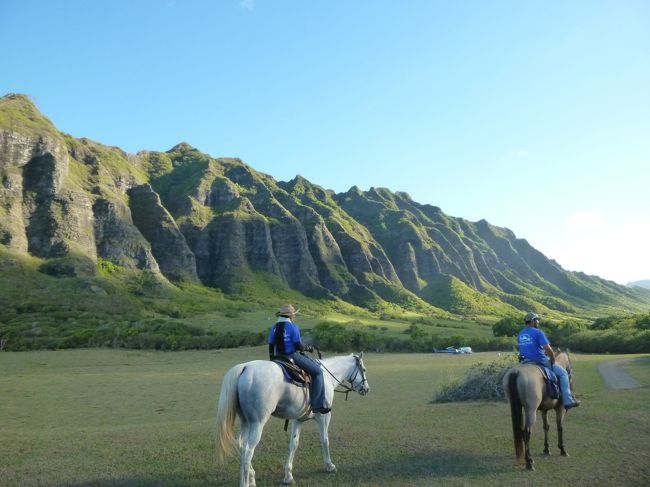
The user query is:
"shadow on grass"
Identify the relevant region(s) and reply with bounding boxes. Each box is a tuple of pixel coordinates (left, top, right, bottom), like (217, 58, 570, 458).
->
(299, 447, 511, 484)
(58, 475, 230, 487)
(48, 448, 510, 487)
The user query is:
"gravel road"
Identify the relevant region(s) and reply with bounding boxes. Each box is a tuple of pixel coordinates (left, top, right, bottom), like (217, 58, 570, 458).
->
(597, 358, 643, 389)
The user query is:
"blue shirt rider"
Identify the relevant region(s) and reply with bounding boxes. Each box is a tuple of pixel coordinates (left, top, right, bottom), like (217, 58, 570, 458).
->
(517, 312, 581, 410)
(268, 304, 330, 414)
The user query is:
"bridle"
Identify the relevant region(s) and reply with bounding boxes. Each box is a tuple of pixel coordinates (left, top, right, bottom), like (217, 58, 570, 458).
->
(319, 354, 368, 400)
(563, 354, 574, 381)
(283, 353, 368, 431)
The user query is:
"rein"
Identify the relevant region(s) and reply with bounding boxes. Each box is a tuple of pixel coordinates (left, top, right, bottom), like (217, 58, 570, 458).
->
(318, 354, 366, 400)
(282, 352, 365, 432)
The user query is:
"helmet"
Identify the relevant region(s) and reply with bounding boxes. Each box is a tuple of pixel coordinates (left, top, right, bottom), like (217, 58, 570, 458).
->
(524, 312, 540, 323)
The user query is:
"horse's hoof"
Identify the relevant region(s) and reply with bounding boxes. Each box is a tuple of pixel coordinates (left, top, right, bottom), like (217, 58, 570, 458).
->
(282, 478, 295, 485)
(526, 464, 535, 471)
(326, 463, 337, 473)
(543, 450, 550, 456)
(561, 451, 570, 457)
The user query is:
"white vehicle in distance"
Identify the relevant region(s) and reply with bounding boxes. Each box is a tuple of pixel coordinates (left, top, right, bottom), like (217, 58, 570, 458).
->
(432, 346, 473, 354)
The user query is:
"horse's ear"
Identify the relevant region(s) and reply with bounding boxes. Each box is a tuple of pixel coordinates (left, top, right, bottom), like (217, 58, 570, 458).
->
(358, 351, 363, 359)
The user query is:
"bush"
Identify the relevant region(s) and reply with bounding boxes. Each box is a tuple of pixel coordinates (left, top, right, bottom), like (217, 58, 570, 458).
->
(310, 322, 516, 354)
(568, 329, 650, 354)
(548, 319, 587, 346)
(0, 318, 267, 352)
(492, 317, 520, 337)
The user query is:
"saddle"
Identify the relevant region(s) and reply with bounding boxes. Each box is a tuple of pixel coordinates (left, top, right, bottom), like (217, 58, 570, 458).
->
(538, 365, 560, 400)
(520, 358, 561, 400)
(272, 356, 312, 388)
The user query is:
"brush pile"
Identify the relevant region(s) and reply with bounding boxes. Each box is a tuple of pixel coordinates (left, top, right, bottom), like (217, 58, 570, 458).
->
(433, 353, 518, 403)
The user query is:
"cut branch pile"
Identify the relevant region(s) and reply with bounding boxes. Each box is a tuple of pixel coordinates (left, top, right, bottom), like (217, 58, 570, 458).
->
(433, 353, 518, 403)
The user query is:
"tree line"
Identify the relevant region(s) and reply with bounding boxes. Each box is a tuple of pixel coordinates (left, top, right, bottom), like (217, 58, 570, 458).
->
(491, 312, 650, 354)
(3, 312, 649, 353)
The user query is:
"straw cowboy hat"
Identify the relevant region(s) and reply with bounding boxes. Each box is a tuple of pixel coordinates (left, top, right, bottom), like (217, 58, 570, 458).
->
(276, 304, 299, 317)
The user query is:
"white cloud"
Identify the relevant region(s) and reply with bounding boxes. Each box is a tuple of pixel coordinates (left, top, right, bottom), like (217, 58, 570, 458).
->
(240, 0, 254, 11)
(546, 211, 650, 284)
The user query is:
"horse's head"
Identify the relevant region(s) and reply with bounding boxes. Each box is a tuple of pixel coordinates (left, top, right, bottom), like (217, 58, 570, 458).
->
(555, 349, 575, 386)
(555, 349, 571, 368)
(350, 352, 370, 396)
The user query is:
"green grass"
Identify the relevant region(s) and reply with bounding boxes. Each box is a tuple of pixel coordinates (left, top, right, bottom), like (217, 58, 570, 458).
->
(1, 348, 648, 486)
(0, 94, 62, 140)
(1, 246, 501, 352)
(185, 309, 490, 346)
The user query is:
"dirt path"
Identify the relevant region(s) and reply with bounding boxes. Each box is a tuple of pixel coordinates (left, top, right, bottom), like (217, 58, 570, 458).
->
(598, 358, 642, 389)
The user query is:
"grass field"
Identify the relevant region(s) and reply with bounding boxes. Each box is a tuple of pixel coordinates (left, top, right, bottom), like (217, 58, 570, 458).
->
(1, 348, 649, 486)
(186, 308, 492, 340)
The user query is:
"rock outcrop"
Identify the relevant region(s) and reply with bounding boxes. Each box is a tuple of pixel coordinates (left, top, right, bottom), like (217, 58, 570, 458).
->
(2, 93, 648, 316)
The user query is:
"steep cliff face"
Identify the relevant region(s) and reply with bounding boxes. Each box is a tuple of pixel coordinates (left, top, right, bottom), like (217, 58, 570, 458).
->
(2, 93, 648, 316)
(128, 183, 198, 282)
(0, 98, 96, 260)
(148, 145, 330, 297)
(334, 188, 486, 293)
(1, 95, 160, 276)
(277, 177, 422, 307)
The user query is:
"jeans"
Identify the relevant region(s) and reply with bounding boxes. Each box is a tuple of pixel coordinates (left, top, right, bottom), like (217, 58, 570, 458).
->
(527, 357, 577, 406)
(290, 352, 328, 410)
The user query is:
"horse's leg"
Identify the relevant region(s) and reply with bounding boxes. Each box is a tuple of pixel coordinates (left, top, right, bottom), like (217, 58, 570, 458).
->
(524, 408, 536, 470)
(283, 419, 302, 485)
(557, 408, 569, 456)
(316, 412, 337, 473)
(541, 410, 551, 455)
(240, 420, 264, 487)
(523, 427, 535, 470)
(237, 421, 249, 487)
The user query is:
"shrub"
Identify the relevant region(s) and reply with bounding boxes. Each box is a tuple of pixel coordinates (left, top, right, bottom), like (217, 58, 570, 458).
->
(492, 316, 520, 337)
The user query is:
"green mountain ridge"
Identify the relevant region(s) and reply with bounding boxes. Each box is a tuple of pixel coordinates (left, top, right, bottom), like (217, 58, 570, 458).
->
(628, 280, 650, 290)
(2, 93, 649, 326)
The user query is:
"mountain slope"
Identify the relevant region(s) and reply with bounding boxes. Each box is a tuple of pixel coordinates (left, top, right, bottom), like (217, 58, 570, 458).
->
(2, 93, 649, 319)
(628, 280, 650, 290)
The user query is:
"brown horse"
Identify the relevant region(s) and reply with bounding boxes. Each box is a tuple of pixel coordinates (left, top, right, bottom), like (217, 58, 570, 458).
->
(502, 350, 575, 470)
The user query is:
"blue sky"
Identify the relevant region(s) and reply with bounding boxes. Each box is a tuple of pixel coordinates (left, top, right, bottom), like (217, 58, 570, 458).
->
(2, 0, 649, 284)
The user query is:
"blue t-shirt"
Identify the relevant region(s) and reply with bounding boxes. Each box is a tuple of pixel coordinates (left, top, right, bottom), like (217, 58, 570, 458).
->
(268, 320, 301, 354)
(517, 326, 550, 362)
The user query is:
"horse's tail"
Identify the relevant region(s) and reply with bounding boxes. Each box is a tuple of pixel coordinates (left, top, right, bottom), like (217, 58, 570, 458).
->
(215, 363, 245, 463)
(507, 368, 525, 463)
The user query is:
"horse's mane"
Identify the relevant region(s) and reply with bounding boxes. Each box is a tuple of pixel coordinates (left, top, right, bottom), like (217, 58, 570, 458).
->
(555, 348, 571, 368)
(320, 353, 356, 367)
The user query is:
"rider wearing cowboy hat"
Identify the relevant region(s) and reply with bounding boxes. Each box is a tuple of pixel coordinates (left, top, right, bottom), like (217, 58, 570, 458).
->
(268, 304, 331, 414)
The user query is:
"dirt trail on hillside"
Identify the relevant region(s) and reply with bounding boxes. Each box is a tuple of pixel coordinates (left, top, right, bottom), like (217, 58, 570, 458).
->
(598, 358, 645, 389)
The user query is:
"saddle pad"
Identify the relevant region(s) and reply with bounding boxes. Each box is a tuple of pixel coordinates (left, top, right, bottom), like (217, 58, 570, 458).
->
(272, 358, 308, 387)
(539, 366, 560, 399)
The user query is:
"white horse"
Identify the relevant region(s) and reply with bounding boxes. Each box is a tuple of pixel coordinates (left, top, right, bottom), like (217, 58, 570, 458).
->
(215, 353, 369, 486)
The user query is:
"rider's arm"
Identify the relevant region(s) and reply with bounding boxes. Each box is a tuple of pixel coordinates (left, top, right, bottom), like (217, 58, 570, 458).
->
(295, 341, 313, 353)
(543, 344, 556, 364)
